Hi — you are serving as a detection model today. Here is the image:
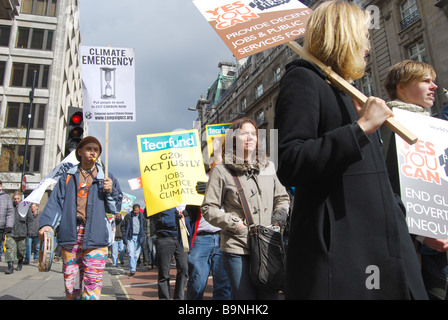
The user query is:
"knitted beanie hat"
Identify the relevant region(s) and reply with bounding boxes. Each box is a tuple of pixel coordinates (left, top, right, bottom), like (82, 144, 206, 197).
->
(75, 136, 102, 162)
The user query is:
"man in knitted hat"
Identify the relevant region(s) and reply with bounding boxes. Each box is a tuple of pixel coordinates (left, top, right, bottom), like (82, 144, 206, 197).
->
(75, 136, 102, 162)
(39, 136, 123, 300)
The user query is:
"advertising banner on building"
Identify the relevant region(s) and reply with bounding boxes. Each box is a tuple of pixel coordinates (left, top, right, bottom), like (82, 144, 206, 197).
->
(394, 109, 448, 239)
(205, 122, 232, 160)
(193, 0, 312, 59)
(80, 46, 136, 122)
(137, 130, 207, 216)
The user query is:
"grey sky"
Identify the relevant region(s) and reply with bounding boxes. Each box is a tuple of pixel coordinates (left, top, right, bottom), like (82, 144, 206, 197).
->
(78, 0, 234, 208)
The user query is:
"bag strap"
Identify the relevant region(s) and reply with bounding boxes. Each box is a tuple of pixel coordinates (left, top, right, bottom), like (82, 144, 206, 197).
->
(65, 174, 72, 186)
(231, 173, 257, 234)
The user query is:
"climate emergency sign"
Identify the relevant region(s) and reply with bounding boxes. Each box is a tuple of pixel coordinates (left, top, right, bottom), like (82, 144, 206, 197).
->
(193, 0, 312, 59)
(137, 130, 207, 216)
(394, 109, 448, 238)
(80, 46, 136, 122)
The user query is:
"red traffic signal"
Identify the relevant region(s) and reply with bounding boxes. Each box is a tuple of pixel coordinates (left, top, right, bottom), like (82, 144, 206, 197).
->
(65, 107, 84, 157)
(68, 111, 84, 138)
(70, 113, 83, 125)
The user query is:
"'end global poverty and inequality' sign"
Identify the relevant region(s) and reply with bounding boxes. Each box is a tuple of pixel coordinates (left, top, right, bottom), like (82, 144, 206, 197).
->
(394, 109, 448, 239)
(193, 0, 312, 59)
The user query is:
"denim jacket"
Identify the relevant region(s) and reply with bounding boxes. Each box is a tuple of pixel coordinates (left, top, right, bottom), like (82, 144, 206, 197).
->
(39, 164, 123, 249)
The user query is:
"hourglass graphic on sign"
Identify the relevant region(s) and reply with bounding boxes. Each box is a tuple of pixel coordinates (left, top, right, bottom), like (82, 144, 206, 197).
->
(100, 67, 116, 99)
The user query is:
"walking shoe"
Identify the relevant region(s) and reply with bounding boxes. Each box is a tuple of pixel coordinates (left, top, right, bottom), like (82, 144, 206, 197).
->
(5, 261, 14, 274)
(16, 259, 23, 271)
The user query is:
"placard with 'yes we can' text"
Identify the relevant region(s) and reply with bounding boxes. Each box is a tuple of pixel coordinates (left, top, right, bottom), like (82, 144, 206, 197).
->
(193, 0, 312, 59)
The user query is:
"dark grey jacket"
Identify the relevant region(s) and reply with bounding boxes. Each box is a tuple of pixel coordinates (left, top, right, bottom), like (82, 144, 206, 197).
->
(26, 210, 41, 237)
(11, 202, 28, 238)
(0, 191, 14, 232)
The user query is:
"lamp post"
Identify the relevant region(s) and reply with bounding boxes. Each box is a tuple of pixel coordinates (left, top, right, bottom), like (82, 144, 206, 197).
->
(188, 94, 210, 138)
(21, 70, 37, 192)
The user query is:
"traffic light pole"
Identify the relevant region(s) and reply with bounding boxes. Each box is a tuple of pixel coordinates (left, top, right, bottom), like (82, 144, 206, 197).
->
(21, 70, 37, 192)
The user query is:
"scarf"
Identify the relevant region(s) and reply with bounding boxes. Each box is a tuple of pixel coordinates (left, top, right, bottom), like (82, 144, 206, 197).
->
(223, 152, 266, 177)
(386, 100, 430, 116)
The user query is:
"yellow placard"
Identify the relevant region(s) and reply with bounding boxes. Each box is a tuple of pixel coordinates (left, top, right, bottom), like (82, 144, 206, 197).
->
(137, 130, 207, 216)
(205, 123, 232, 159)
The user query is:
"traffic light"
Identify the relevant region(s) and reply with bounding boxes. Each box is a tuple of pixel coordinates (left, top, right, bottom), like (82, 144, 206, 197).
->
(65, 106, 84, 157)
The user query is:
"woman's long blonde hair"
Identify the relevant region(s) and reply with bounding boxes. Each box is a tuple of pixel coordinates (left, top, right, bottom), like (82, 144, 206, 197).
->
(305, 0, 371, 81)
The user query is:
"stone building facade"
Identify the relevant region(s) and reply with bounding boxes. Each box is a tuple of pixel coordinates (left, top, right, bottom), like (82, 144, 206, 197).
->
(0, 0, 82, 196)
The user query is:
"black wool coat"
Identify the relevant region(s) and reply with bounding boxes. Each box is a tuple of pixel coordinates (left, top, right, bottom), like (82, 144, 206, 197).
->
(274, 59, 427, 300)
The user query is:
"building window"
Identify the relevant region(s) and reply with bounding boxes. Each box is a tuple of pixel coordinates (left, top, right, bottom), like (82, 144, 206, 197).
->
(255, 83, 263, 99)
(16, 28, 29, 48)
(408, 40, 428, 63)
(357, 73, 375, 97)
(0, 144, 42, 173)
(0, 26, 11, 47)
(46, 30, 54, 50)
(256, 110, 265, 126)
(20, 0, 58, 17)
(16, 27, 54, 50)
(0, 61, 6, 86)
(241, 98, 247, 111)
(273, 66, 281, 83)
(400, 0, 419, 30)
(5, 102, 46, 129)
(10, 63, 50, 88)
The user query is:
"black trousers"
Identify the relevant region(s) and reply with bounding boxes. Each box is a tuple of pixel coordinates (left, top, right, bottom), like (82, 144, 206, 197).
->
(155, 236, 188, 300)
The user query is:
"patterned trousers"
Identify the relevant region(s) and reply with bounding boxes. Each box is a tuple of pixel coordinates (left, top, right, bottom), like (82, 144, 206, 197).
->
(61, 224, 108, 300)
(4, 236, 26, 262)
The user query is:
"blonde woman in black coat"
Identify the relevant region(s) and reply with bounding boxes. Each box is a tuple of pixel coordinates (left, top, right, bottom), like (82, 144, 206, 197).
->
(275, 0, 427, 300)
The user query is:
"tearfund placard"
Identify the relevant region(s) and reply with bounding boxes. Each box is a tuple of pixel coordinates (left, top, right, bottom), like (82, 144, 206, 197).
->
(137, 130, 207, 216)
(193, 0, 312, 59)
(206, 122, 232, 159)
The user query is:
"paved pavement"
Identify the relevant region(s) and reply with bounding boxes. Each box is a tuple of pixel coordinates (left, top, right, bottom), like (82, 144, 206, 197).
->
(0, 256, 212, 300)
(0, 258, 118, 300)
(113, 263, 213, 300)
(0, 257, 289, 319)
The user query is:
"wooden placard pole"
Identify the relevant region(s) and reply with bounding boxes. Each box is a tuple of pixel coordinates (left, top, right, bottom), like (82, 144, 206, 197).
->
(177, 205, 190, 253)
(105, 122, 109, 179)
(104, 44, 111, 179)
(179, 215, 190, 253)
(286, 41, 418, 145)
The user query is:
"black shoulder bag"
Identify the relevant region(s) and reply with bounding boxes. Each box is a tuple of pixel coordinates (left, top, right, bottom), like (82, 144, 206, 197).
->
(232, 174, 285, 293)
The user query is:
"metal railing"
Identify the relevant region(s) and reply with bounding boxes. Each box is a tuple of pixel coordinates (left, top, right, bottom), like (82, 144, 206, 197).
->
(400, 10, 420, 30)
